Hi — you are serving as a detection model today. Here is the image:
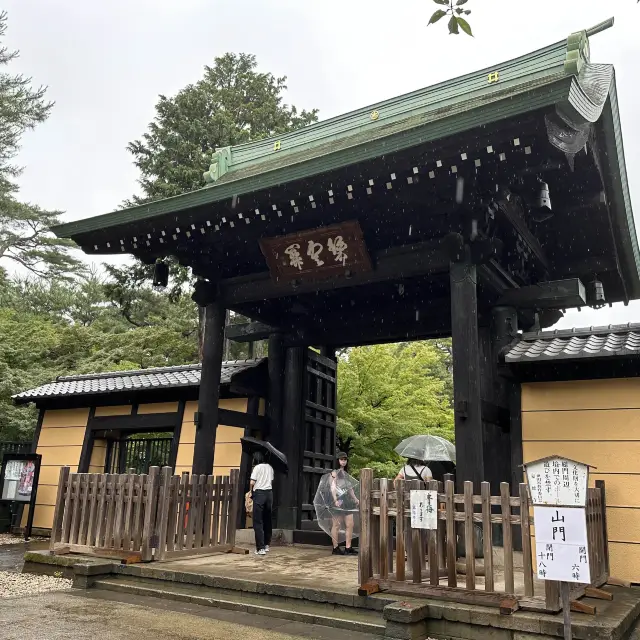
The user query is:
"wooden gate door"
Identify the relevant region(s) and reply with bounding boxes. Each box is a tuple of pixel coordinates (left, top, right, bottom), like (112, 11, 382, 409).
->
(300, 350, 337, 527)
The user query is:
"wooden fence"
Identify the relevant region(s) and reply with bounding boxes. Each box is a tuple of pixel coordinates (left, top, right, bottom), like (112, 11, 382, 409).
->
(358, 469, 609, 612)
(49, 466, 242, 562)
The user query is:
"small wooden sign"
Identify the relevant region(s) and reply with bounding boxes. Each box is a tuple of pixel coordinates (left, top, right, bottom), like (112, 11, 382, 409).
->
(410, 489, 438, 530)
(525, 456, 591, 507)
(259, 220, 372, 283)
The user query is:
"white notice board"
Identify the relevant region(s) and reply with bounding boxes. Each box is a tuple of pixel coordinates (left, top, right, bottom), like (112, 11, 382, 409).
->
(533, 507, 588, 546)
(410, 490, 438, 530)
(534, 506, 590, 583)
(526, 457, 588, 507)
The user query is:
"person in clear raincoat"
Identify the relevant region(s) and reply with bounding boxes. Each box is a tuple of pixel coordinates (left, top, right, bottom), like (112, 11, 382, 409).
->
(329, 451, 359, 556)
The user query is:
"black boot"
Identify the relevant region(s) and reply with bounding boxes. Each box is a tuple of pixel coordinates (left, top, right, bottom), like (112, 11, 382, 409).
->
(345, 547, 358, 556)
(332, 546, 345, 555)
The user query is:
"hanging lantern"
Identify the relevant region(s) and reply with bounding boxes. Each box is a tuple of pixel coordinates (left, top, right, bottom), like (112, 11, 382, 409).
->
(152, 261, 169, 290)
(588, 277, 606, 308)
(531, 181, 553, 222)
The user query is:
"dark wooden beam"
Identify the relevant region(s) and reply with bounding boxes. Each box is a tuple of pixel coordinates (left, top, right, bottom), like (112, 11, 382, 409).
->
(494, 190, 549, 272)
(450, 260, 483, 492)
(77, 408, 96, 473)
(220, 239, 450, 306)
(88, 412, 178, 432)
(217, 408, 267, 432)
(477, 260, 519, 296)
(497, 278, 586, 309)
(193, 300, 226, 475)
(169, 401, 186, 471)
(284, 309, 451, 348)
(226, 321, 277, 343)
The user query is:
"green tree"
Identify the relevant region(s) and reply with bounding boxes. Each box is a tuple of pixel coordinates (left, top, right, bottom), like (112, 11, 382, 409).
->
(126, 52, 318, 203)
(121, 52, 319, 354)
(0, 12, 82, 278)
(337, 341, 454, 477)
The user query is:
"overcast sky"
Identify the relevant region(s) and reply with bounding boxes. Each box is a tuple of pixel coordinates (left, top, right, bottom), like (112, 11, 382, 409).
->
(4, 0, 640, 330)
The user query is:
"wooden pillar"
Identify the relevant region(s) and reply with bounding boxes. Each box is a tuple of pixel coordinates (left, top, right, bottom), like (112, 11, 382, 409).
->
(491, 306, 521, 496)
(193, 300, 226, 475)
(275, 346, 305, 529)
(450, 259, 483, 492)
(267, 333, 285, 440)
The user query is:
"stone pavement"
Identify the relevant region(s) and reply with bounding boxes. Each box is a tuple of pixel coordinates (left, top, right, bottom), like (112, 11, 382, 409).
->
(163, 544, 360, 594)
(0, 589, 385, 640)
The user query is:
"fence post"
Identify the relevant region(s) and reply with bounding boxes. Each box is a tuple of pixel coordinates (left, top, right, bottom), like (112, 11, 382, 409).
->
(395, 478, 405, 583)
(49, 466, 70, 552)
(445, 479, 456, 587)
(228, 469, 241, 547)
(358, 468, 373, 586)
(520, 483, 534, 597)
(155, 467, 172, 561)
(141, 466, 160, 561)
(500, 482, 514, 594)
(379, 478, 389, 579)
(463, 481, 475, 590)
(411, 479, 422, 584)
(595, 480, 609, 578)
(481, 481, 494, 592)
(428, 479, 439, 586)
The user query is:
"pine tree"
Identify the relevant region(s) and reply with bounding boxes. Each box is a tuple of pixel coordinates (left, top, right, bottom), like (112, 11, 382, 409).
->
(0, 11, 83, 278)
(126, 52, 318, 203)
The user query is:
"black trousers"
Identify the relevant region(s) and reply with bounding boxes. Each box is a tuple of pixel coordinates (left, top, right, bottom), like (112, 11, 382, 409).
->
(253, 489, 273, 550)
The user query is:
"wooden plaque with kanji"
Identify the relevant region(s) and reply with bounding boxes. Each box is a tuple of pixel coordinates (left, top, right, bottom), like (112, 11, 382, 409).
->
(259, 221, 372, 283)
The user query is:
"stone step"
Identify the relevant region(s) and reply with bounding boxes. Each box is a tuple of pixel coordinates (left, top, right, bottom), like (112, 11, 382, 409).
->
(93, 575, 386, 635)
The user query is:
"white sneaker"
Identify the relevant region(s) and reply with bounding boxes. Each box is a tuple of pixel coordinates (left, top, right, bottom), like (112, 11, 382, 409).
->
(255, 549, 266, 556)
(264, 546, 270, 552)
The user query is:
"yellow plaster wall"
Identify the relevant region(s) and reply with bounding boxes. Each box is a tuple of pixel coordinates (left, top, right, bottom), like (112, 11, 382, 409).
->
(28, 408, 89, 530)
(522, 378, 640, 583)
(88, 438, 107, 474)
(138, 402, 179, 414)
(29, 397, 259, 531)
(94, 405, 132, 417)
(174, 398, 248, 477)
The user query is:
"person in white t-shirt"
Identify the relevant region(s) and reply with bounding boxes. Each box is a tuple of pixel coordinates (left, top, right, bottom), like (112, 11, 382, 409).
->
(396, 458, 433, 485)
(250, 451, 274, 556)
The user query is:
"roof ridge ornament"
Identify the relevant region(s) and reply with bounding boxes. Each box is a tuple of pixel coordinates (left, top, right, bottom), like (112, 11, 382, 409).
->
(203, 146, 232, 184)
(564, 17, 614, 76)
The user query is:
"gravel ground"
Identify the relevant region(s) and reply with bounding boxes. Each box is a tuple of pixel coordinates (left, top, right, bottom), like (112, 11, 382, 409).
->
(0, 533, 46, 545)
(0, 570, 72, 598)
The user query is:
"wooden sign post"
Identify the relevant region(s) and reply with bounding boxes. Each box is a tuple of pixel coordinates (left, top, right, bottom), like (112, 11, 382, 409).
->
(524, 456, 594, 640)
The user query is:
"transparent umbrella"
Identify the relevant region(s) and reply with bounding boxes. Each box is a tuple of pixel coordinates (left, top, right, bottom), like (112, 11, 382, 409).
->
(313, 470, 360, 545)
(394, 434, 456, 463)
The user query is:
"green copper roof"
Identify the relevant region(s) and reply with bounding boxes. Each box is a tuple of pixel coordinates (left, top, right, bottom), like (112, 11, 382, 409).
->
(52, 19, 639, 301)
(54, 37, 575, 238)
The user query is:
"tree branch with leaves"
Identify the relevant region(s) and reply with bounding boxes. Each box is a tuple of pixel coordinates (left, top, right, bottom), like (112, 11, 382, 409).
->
(429, 0, 473, 36)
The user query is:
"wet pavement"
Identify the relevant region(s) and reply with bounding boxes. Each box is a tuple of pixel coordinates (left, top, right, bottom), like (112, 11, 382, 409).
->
(0, 589, 384, 640)
(0, 539, 48, 573)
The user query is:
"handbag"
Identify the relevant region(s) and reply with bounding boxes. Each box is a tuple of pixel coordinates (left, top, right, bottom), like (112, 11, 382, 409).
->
(245, 491, 253, 514)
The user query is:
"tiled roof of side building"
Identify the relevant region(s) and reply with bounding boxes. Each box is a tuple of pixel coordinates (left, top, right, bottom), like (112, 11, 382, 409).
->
(12, 359, 265, 404)
(504, 323, 640, 363)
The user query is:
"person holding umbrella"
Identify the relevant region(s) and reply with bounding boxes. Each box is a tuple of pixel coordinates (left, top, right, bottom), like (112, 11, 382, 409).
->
(396, 458, 433, 485)
(394, 434, 456, 484)
(250, 450, 274, 556)
(329, 452, 359, 555)
(240, 438, 288, 557)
